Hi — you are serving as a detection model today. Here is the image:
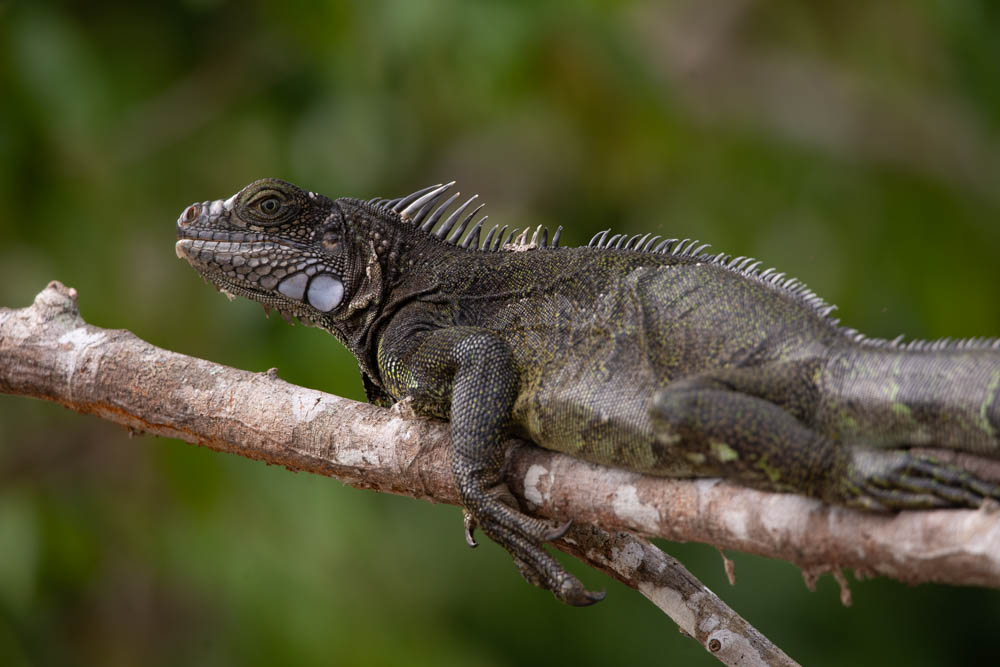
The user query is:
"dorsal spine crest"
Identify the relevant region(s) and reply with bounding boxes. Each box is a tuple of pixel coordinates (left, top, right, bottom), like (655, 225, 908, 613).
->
(363, 182, 562, 253)
(366, 183, 1000, 353)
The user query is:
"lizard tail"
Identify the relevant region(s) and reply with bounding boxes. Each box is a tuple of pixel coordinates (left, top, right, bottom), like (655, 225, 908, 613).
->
(822, 344, 1000, 457)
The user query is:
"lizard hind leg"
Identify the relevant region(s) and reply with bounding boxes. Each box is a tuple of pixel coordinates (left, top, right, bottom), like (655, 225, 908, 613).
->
(648, 375, 1000, 511)
(837, 448, 1000, 511)
(648, 377, 844, 498)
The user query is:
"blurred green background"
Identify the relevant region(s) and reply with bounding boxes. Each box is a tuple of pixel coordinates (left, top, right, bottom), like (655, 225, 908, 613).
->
(2, 1, 999, 665)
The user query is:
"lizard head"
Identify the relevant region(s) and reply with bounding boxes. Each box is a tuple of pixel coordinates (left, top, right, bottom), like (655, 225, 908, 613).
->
(175, 178, 369, 329)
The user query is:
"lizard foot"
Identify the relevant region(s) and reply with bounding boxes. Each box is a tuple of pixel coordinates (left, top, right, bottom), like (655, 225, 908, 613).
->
(461, 486, 604, 605)
(513, 554, 605, 606)
(462, 509, 569, 548)
(839, 448, 1000, 511)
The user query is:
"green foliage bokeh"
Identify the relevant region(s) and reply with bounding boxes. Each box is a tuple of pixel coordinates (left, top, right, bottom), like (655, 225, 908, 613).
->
(2, 1, 999, 665)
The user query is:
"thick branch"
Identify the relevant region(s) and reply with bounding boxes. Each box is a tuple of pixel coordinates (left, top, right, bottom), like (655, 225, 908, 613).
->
(3, 283, 799, 665)
(5, 282, 1000, 662)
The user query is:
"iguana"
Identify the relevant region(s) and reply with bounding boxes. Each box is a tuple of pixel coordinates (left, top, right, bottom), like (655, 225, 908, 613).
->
(175, 178, 1000, 605)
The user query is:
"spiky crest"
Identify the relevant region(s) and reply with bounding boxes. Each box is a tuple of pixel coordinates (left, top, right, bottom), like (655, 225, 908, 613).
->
(364, 182, 562, 253)
(587, 228, 1000, 352)
(365, 185, 998, 351)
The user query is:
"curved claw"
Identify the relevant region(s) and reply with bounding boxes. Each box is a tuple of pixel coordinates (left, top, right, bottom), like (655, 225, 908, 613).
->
(556, 575, 606, 607)
(463, 509, 479, 548)
(569, 589, 607, 607)
(544, 519, 573, 542)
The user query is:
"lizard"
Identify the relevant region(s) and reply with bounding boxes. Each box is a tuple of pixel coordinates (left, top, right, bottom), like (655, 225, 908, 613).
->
(175, 178, 1000, 605)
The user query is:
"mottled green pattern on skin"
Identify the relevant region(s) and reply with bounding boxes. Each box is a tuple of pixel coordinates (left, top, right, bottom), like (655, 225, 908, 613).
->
(710, 441, 739, 463)
(176, 178, 1000, 605)
(892, 402, 913, 419)
(755, 456, 782, 484)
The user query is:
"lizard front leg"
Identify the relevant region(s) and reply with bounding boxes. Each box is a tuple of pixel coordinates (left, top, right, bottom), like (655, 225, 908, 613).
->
(379, 325, 603, 605)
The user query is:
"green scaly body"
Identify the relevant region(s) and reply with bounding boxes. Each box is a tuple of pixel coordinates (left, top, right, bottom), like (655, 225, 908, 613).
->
(176, 178, 1000, 604)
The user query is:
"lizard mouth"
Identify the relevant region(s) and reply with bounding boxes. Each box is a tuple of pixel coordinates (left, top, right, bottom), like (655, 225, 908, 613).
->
(175, 238, 346, 314)
(175, 239, 273, 302)
(174, 238, 196, 261)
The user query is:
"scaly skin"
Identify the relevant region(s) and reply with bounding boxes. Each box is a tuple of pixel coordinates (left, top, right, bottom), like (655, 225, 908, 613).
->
(175, 178, 1000, 605)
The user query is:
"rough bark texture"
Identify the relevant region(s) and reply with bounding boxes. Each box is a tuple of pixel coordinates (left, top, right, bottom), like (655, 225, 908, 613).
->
(558, 524, 797, 666)
(6, 282, 1000, 663)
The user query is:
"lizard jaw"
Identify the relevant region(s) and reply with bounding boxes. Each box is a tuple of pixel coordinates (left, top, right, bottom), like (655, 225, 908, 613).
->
(175, 238, 345, 316)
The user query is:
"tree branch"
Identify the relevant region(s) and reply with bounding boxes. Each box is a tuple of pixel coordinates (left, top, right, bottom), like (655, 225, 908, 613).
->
(5, 282, 1000, 664)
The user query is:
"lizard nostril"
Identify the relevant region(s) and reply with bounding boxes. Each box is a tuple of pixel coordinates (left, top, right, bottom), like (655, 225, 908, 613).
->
(180, 204, 200, 225)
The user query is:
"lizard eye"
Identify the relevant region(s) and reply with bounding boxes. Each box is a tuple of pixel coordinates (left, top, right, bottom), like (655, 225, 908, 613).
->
(236, 180, 302, 225)
(259, 197, 280, 215)
(241, 188, 297, 225)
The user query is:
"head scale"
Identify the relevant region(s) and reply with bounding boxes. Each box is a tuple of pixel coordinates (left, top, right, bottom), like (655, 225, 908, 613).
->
(175, 178, 358, 328)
